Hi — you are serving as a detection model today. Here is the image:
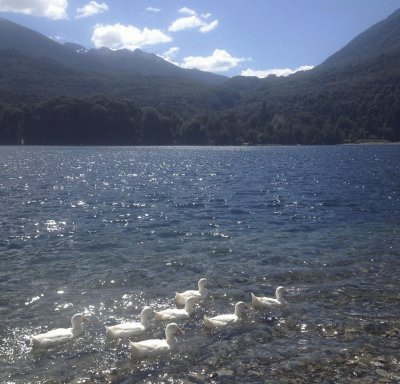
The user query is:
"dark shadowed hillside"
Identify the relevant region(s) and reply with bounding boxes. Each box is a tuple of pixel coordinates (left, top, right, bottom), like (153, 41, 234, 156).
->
(0, 17, 226, 85)
(76, 46, 227, 84)
(318, 8, 400, 70)
(0, 17, 97, 70)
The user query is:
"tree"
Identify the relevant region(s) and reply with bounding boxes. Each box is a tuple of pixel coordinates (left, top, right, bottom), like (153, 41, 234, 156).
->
(0, 105, 24, 144)
(181, 117, 208, 145)
(141, 107, 172, 145)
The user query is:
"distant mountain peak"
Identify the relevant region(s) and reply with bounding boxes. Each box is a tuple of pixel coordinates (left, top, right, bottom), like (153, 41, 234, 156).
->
(319, 7, 400, 69)
(132, 48, 157, 59)
(0, 17, 227, 84)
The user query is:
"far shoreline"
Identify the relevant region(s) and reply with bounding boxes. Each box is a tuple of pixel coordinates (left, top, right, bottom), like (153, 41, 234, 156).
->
(1, 141, 400, 148)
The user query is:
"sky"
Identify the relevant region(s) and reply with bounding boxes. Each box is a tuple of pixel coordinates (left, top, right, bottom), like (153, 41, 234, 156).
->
(1, 0, 400, 78)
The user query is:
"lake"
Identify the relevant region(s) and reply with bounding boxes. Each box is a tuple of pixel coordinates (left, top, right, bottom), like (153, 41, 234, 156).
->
(0, 145, 399, 383)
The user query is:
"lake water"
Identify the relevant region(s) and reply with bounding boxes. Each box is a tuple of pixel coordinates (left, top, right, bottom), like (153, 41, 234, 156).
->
(0, 145, 399, 383)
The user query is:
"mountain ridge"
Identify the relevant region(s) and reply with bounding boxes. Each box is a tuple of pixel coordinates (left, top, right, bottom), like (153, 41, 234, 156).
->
(0, 17, 227, 85)
(318, 8, 400, 69)
(0, 10, 399, 145)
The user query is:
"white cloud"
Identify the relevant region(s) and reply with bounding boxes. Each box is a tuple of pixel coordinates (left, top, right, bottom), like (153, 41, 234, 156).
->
(168, 15, 218, 33)
(169, 7, 217, 33)
(159, 46, 180, 65)
(181, 49, 247, 73)
(146, 6, 160, 13)
(199, 19, 218, 33)
(0, 0, 68, 19)
(163, 46, 179, 58)
(91, 23, 172, 50)
(76, 1, 108, 19)
(51, 35, 63, 42)
(169, 16, 203, 32)
(178, 7, 196, 16)
(241, 65, 314, 78)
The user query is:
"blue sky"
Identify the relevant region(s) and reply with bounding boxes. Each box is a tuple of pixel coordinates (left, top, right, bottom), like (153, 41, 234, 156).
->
(1, 0, 400, 77)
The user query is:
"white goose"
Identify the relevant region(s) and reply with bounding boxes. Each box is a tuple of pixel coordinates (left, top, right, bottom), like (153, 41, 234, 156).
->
(251, 286, 287, 308)
(175, 278, 208, 306)
(31, 313, 89, 349)
(154, 296, 197, 321)
(130, 323, 184, 360)
(105, 306, 153, 339)
(204, 301, 247, 329)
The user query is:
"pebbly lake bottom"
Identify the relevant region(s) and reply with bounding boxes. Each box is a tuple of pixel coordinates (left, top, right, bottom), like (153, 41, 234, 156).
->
(0, 145, 399, 383)
(2, 226, 399, 384)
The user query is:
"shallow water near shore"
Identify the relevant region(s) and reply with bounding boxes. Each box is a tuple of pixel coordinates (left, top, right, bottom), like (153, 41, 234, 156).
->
(0, 145, 399, 383)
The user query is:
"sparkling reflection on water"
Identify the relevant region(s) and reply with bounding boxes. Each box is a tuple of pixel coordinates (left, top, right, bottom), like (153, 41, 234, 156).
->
(0, 145, 399, 383)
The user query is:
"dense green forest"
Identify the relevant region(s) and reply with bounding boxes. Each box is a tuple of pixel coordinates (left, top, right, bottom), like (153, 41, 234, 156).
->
(1, 70, 399, 146)
(1, 52, 399, 145)
(1, 10, 400, 146)
(1, 51, 399, 145)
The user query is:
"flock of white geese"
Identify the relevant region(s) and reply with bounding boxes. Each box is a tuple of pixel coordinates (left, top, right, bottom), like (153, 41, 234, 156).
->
(30, 278, 287, 360)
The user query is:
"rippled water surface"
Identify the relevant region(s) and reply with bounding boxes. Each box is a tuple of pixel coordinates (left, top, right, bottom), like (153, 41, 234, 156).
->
(0, 145, 399, 383)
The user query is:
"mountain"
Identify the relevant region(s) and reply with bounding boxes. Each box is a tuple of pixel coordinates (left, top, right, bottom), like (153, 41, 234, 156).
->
(71, 45, 226, 83)
(218, 8, 400, 144)
(0, 17, 67, 58)
(318, 8, 400, 69)
(0, 17, 226, 85)
(0, 10, 400, 146)
(0, 17, 103, 72)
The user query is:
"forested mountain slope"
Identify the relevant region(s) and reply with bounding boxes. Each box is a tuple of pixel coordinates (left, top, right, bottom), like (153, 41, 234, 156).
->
(0, 17, 226, 85)
(0, 9, 399, 145)
(318, 8, 400, 70)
